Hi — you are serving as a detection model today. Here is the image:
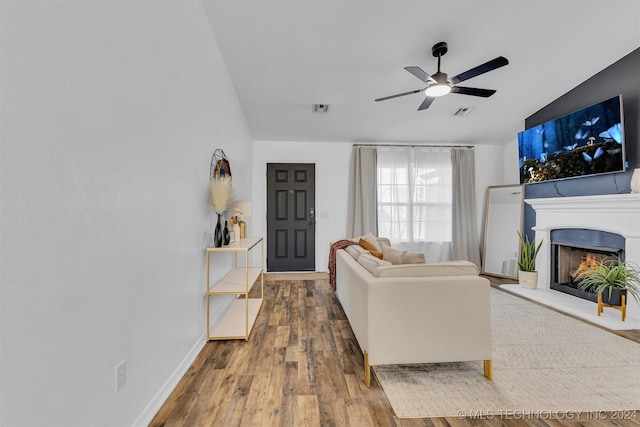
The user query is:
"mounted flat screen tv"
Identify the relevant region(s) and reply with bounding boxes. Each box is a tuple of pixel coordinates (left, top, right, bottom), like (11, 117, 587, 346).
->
(518, 95, 625, 184)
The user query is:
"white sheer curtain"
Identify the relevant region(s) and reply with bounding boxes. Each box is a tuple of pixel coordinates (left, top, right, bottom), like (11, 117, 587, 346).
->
(377, 146, 453, 262)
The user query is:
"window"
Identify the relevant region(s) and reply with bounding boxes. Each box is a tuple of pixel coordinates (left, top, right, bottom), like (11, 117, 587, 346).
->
(377, 146, 452, 244)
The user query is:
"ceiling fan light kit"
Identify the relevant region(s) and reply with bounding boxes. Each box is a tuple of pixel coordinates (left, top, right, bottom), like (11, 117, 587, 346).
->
(424, 84, 451, 97)
(375, 41, 508, 110)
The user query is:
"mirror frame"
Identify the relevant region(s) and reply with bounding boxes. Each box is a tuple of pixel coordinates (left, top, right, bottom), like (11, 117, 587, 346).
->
(481, 184, 524, 279)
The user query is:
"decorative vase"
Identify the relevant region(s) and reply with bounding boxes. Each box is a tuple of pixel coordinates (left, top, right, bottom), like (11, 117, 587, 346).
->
(214, 213, 223, 247)
(232, 223, 241, 242)
(518, 270, 538, 289)
(631, 168, 640, 193)
(223, 221, 230, 245)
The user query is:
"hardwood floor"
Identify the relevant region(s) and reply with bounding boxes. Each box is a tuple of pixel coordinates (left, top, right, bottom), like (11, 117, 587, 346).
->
(150, 275, 640, 427)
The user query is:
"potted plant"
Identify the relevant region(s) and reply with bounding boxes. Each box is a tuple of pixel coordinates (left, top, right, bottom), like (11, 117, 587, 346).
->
(517, 231, 543, 289)
(575, 257, 640, 321)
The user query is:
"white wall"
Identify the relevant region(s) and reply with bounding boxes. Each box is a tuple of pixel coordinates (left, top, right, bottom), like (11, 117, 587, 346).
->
(474, 144, 508, 232)
(252, 141, 506, 271)
(475, 142, 522, 263)
(0, 2, 252, 426)
(503, 137, 521, 184)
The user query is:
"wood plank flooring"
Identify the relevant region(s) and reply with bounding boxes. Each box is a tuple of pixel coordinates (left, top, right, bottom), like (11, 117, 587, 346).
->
(150, 275, 640, 427)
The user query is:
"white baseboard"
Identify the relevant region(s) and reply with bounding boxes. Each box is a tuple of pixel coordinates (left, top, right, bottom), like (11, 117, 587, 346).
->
(132, 297, 234, 427)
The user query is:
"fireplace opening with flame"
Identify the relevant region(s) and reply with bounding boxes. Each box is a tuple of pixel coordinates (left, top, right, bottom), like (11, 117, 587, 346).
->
(550, 229, 625, 303)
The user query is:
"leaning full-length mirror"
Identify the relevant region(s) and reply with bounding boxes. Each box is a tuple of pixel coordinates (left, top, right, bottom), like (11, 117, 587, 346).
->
(482, 185, 523, 279)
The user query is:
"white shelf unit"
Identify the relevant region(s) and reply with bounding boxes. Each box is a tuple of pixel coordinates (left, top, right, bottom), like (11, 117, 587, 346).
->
(205, 237, 264, 341)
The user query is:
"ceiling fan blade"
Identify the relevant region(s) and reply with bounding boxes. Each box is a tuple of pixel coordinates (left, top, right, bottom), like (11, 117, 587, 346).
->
(449, 56, 509, 84)
(375, 89, 422, 102)
(451, 86, 497, 97)
(404, 66, 436, 83)
(417, 96, 435, 110)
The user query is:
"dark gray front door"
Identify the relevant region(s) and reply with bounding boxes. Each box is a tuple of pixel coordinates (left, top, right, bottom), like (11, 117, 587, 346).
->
(266, 163, 315, 271)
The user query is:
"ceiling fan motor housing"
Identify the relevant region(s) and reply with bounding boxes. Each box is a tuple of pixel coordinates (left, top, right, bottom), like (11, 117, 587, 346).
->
(432, 41, 448, 57)
(431, 71, 449, 84)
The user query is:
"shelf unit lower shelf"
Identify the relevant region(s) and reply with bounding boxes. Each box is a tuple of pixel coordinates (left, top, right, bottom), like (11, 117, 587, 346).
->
(208, 298, 263, 340)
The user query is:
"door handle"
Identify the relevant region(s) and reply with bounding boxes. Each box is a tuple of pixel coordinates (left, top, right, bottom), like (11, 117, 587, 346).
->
(309, 208, 315, 226)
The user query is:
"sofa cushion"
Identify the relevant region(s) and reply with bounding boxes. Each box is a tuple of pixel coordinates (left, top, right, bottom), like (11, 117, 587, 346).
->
(381, 244, 426, 265)
(374, 261, 479, 278)
(357, 253, 392, 275)
(345, 245, 369, 260)
(359, 238, 383, 259)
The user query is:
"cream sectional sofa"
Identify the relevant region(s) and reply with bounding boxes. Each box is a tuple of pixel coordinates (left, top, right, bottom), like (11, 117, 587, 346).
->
(334, 238, 493, 387)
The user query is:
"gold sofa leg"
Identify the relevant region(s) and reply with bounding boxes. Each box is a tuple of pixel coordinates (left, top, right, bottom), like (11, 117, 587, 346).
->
(484, 360, 493, 381)
(364, 350, 371, 388)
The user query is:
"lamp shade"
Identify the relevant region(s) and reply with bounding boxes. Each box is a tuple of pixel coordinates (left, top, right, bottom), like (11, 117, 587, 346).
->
(232, 201, 252, 218)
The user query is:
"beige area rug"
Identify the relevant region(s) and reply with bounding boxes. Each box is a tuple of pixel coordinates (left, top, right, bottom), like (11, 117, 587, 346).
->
(373, 288, 640, 418)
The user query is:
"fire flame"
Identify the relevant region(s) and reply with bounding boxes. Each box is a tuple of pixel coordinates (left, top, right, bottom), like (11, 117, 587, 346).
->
(571, 253, 601, 281)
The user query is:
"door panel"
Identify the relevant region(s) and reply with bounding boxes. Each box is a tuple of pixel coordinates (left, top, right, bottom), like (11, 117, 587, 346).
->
(267, 163, 315, 271)
(276, 191, 288, 220)
(295, 230, 307, 258)
(295, 191, 306, 219)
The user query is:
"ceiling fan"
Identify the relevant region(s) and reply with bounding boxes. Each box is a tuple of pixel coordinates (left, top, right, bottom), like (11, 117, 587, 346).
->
(375, 42, 509, 111)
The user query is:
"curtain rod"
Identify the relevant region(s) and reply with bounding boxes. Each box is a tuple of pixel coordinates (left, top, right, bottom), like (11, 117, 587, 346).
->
(353, 143, 474, 149)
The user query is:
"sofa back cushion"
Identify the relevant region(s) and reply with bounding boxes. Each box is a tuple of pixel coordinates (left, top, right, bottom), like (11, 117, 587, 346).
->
(357, 254, 392, 275)
(345, 245, 369, 260)
(374, 261, 479, 278)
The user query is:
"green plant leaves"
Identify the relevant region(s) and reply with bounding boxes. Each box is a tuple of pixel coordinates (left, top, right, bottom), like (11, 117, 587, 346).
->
(517, 231, 543, 272)
(575, 257, 640, 305)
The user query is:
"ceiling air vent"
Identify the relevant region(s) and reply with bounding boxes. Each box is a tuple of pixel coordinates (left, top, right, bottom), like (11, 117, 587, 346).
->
(453, 106, 474, 117)
(312, 104, 330, 113)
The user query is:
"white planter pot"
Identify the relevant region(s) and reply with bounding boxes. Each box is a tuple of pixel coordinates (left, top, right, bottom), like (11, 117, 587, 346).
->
(518, 270, 539, 289)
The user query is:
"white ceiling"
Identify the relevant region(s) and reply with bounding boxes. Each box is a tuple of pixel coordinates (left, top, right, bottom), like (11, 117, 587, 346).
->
(203, 0, 640, 145)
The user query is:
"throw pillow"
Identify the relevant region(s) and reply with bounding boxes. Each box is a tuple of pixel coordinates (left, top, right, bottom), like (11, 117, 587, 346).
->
(362, 232, 382, 252)
(401, 251, 426, 264)
(380, 243, 426, 265)
(381, 243, 404, 264)
(359, 238, 383, 259)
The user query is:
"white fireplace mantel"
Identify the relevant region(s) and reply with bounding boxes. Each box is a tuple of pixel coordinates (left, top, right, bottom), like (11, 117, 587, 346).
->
(525, 193, 640, 321)
(526, 193, 640, 232)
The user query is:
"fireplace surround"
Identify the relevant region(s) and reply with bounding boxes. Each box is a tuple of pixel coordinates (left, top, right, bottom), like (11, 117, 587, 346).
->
(524, 193, 640, 324)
